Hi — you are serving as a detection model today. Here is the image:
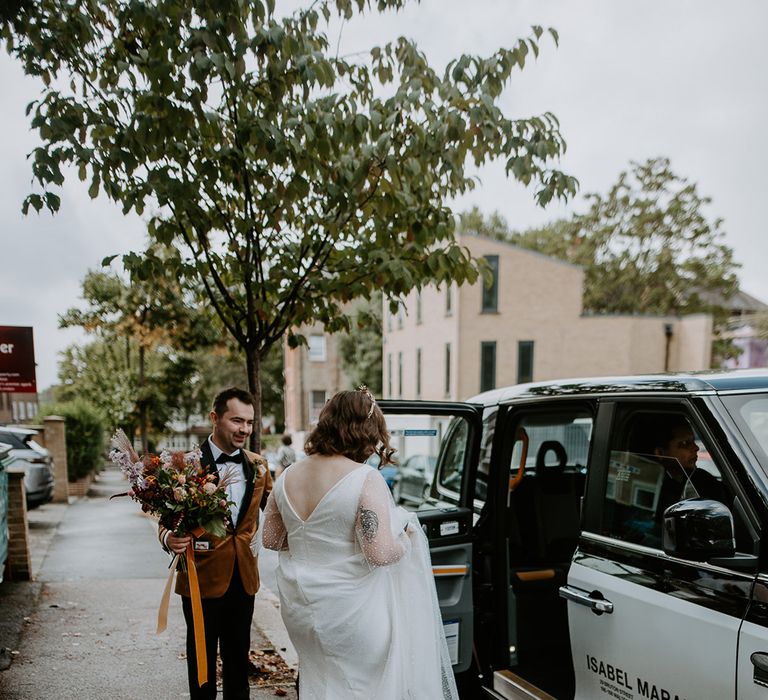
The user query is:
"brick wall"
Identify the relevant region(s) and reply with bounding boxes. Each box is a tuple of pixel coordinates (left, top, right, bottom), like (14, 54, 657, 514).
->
(5, 469, 31, 581)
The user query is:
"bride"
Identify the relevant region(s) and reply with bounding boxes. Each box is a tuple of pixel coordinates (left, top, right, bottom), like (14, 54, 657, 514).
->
(261, 387, 459, 699)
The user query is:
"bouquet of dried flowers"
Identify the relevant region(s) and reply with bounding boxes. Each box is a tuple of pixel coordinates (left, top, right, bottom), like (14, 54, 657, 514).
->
(109, 429, 235, 538)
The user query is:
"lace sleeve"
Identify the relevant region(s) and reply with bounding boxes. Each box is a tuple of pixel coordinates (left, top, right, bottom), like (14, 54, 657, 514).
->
(261, 491, 288, 551)
(356, 470, 411, 567)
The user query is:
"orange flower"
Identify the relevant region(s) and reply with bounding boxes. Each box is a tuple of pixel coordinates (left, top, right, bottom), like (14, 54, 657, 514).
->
(171, 452, 187, 469)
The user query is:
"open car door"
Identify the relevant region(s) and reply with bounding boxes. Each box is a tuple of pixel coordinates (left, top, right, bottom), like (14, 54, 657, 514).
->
(378, 400, 483, 674)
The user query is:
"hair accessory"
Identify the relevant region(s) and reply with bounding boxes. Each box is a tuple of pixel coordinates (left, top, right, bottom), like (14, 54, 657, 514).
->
(357, 384, 376, 419)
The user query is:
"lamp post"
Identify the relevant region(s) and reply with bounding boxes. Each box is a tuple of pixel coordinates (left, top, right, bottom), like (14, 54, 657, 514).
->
(664, 323, 674, 371)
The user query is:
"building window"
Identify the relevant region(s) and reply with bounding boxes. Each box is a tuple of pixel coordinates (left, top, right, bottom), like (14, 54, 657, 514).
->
(416, 348, 422, 398)
(397, 303, 405, 329)
(445, 343, 452, 396)
(308, 334, 326, 362)
(446, 284, 453, 316)
(480, 341, 497, 392)
(309, 390, 326, 424)
(517, 340, 534, 384)
(398, 351, 403, 397)
(387, 305, 393, 332)
(387, 353, 393, 398)
(482, 255, 499, 313)
(416, 291, 422, 325)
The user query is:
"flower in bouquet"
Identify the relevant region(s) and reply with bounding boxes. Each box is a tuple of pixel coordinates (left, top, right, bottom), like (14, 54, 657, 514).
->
(109, 429, 237, 539)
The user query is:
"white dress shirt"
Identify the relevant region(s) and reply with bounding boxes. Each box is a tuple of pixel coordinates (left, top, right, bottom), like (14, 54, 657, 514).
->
(208, 436, 246, 527)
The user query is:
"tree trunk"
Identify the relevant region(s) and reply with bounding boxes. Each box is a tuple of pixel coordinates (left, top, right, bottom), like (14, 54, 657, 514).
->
(245, 345, 262, 453)
(139, 343, 148, 453)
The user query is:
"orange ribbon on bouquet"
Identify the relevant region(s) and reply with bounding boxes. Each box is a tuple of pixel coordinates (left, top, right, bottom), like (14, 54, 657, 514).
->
(157, 527, 208, 688)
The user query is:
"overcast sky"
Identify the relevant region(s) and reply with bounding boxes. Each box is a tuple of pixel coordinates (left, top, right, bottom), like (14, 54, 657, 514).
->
(1, 0, 767, 391)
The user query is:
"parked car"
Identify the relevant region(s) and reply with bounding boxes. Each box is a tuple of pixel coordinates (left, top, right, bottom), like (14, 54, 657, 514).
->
(0, 427, 55, 509)
(0, 441, 10, 582)
(393, 454, 436, 506)
(379, 370, 768, 699)
(365, 453, 399, 493)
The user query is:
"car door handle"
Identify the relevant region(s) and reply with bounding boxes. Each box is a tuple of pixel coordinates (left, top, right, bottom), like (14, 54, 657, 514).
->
(559, 585, 614, 614)
(750, 652, 768, 687)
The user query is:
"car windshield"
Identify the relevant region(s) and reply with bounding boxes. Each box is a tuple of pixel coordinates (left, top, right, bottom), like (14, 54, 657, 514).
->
(721, 393, 768, 474)
(0, 431, 30, 450)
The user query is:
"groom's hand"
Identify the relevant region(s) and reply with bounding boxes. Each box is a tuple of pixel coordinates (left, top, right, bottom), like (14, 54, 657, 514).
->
(166, 533, 192, 554)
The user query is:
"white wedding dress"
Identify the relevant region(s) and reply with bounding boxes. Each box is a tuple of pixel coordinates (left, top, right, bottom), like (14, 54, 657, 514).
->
(262, 465, 459, 700)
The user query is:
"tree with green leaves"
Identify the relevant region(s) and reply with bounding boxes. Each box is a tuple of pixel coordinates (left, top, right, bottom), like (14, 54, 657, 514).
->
(56, 338, 136, 430)
(59, 268, 288, 442)
(60, 265, 218, 449)
(566, 158, 738, 319)
(3, 0, 576, 449)
(339, 291, 383, 395)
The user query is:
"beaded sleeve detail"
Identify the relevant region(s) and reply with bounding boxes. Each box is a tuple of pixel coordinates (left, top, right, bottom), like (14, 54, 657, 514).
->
(261, 490, 289, 551)
(355, 469, 411, 567)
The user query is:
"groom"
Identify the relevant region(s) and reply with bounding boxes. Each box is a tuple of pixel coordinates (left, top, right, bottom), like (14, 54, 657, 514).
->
(159, 387, 273, 700)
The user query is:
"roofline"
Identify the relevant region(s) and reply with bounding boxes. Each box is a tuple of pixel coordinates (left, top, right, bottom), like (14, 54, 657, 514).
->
(459, 232, 584, 272)
(465, 369, 768, 405)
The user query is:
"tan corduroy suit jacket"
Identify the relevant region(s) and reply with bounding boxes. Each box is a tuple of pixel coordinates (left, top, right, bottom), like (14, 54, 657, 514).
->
(158, 443, 273, 599)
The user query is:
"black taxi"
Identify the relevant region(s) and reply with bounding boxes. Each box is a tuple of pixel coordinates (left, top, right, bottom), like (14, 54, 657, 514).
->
(380, 369, 768, 699)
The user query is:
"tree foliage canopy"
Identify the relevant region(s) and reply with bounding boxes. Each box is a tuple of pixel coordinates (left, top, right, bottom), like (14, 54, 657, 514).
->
(58, 267, 214, 443)
(3, 0, 576, 444)
(338, 290, 383, 395)
(58, 268, 287, 441)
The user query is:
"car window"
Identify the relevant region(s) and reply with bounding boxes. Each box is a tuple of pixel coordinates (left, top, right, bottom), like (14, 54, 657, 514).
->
(437, 417, 469, 495)
(510, 411, 593, 474)
(385, 412, 468, 507)
(474, 406, 498, 503)
(721, 394, 768, 473)
(0, 431, 29, 450)
(600, 408, 743, 550)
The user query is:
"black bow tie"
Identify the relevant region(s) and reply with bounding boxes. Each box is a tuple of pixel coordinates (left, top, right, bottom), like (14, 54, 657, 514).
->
(215, 451, 244, 465)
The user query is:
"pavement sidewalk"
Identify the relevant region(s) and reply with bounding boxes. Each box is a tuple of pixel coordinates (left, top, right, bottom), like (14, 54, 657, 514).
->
(0, 466, 297, 699)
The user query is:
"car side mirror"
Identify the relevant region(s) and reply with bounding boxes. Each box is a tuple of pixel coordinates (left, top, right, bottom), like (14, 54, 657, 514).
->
(663, 498, 735, 561)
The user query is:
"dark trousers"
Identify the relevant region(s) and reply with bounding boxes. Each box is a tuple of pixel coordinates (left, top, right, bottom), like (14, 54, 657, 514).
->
(181, 564, 255, 700)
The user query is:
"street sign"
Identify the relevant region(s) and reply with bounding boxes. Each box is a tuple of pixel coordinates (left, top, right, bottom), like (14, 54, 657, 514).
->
(0, 326, 37, 393)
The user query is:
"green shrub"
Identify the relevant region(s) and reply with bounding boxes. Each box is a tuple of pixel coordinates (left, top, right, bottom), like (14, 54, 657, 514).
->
(37, 399, 107, 481)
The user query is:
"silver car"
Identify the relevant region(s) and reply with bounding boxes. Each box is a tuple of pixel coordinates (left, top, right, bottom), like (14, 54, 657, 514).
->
(393, 454, 437, 506)
(0, 427, 55, 509)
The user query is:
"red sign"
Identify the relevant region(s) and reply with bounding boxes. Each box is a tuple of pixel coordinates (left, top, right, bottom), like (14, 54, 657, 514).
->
(0, 326, 37, 393)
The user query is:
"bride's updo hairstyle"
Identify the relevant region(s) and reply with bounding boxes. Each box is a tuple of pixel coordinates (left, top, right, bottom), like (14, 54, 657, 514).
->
(304, 389, 396, 466)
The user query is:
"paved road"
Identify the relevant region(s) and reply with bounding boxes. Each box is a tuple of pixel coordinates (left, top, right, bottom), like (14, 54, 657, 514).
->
(0, 467, 296, 699)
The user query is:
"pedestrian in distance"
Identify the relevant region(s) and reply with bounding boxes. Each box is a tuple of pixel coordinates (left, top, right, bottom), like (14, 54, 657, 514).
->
(160, 387, 273, 700)
(262, 387, 459, 699)
(274, 433, 296, 480)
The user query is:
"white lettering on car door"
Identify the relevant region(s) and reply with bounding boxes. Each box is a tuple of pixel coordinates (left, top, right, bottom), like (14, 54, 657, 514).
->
(568, 556, 738, 700)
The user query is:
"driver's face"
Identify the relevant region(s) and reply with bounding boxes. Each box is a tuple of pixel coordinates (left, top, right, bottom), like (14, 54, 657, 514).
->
(657, 428, 699, 474)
